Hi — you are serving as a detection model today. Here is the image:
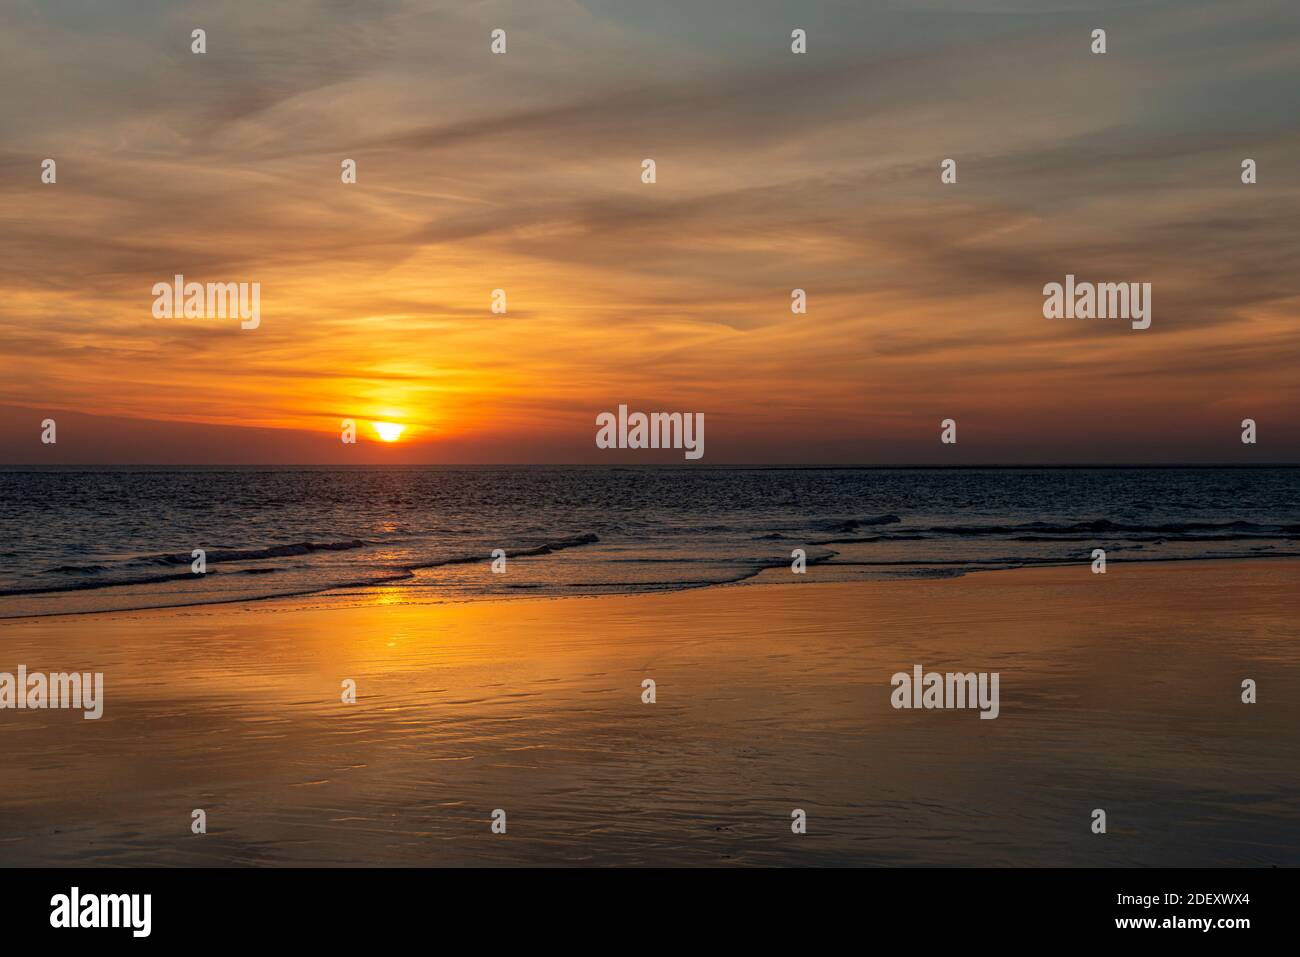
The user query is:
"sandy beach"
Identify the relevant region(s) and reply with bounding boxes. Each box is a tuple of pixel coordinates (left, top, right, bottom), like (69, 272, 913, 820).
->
(1, 559, 1296, 867)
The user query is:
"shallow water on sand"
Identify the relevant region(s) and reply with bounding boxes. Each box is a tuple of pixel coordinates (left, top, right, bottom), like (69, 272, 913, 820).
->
(0, 560, 1296, 866)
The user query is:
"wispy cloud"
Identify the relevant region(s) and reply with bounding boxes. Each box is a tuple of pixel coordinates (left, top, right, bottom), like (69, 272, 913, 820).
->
(1, 0, 1297, 462)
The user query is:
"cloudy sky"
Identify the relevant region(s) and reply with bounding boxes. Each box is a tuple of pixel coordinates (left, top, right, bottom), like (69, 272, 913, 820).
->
(1, 0, 1297, 463)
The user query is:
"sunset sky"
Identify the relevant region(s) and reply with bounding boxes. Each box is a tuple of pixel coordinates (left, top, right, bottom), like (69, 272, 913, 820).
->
(1, 0, 1297, 464)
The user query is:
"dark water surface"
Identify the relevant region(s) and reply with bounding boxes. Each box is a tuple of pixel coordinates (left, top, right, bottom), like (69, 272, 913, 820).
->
(2, 466, 1297, 617)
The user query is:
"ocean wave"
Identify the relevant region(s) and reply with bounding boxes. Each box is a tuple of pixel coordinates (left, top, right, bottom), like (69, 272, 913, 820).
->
(905, 519, 1296, 538)
(139, 539, 370, 565)
(406, 533, 600, 570)
(0, 570, 202, 597)
(810, 534, 928, 545)
(44, 563, 111, 574)
(815, 515, 902, 533)
(2, 534, 602, 602)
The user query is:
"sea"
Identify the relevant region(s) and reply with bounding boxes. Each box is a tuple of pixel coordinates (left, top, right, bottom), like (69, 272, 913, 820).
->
(1, 466, 1297, 618)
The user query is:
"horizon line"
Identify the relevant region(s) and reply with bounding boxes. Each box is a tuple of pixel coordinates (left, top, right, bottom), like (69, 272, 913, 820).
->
(2, 463, 1297, 471)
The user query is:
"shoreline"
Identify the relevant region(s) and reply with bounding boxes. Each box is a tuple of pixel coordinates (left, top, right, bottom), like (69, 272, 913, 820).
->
(3, 552, 1298, 624)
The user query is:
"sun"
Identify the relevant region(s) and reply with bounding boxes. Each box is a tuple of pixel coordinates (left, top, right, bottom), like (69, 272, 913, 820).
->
(373, 421, 405, 442)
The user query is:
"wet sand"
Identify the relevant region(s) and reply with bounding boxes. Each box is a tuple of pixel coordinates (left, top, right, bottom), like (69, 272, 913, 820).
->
(1, 559, 1297, 866)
